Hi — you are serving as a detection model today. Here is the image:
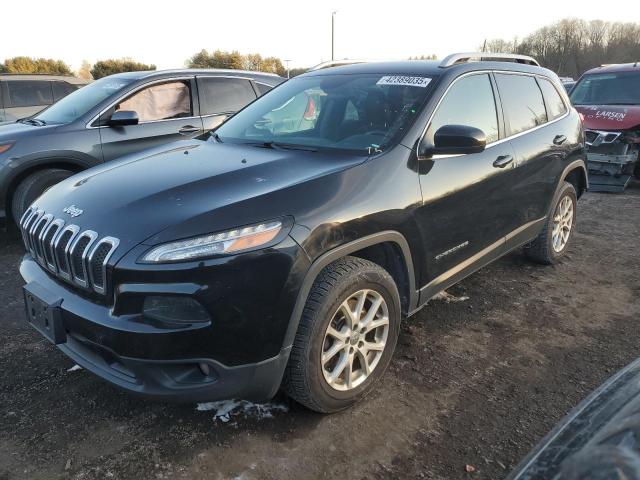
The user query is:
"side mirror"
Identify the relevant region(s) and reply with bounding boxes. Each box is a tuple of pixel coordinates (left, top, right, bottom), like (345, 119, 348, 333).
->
(420, 124, 487, 157)
(108, 110, 139, 127)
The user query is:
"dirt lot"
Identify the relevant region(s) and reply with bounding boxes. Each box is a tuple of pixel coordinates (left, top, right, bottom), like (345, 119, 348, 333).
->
(1, 184, 639, 480)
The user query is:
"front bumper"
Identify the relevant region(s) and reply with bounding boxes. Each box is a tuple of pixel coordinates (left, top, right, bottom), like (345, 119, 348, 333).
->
(19, 239, 308, 401)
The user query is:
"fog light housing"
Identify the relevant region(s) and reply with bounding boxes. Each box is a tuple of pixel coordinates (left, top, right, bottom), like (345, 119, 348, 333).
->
(143, 296, 210, 325)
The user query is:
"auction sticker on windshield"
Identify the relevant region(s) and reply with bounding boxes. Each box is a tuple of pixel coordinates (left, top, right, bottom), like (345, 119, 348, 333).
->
(377, 76, 431, 88)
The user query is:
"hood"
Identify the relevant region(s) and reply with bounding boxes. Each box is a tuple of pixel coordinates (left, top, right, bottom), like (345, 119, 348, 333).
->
(32, 139, 365, 255)
(575, 105, 640, 131)
(0, 121, 58, 141)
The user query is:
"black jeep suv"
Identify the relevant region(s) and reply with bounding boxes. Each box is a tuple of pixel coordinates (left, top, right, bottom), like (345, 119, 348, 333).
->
(19, 53, 587, 412)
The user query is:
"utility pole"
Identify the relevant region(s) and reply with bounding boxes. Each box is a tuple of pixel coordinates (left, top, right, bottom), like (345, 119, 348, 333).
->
(284, 59, 291, 78)
(331, 11, 337, 61)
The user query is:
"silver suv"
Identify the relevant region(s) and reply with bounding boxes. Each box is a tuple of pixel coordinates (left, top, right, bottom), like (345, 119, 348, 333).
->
(0, 74, 88, 125)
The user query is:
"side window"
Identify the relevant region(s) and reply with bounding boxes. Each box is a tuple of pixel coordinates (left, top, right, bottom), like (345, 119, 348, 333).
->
(495, 74, 547, 135)
(255, 82, 273, 96)
(198, 77, 257, 115)
(538, 78, 567, 121)
(7, 80, 54, 107)
(429, 74, 499, 144)
(116, 81, 192, 122)
(52, 81, 79, 102)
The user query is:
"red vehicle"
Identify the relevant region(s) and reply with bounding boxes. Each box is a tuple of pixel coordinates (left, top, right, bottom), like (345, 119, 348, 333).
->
(570, 63, 640, 192)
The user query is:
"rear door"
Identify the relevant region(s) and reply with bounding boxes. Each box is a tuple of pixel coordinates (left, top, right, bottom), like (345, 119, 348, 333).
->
(99, 78, 204, 162)
(417, 73, 516, 286)
(196, 76, 258, 132)
(4, 79, 54, 120)
(493, 73, 568, 246)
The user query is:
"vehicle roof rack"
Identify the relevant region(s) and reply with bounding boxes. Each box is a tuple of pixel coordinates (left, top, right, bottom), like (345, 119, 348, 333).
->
(308, 59, 372, 71)
(439, 52, 540, 68)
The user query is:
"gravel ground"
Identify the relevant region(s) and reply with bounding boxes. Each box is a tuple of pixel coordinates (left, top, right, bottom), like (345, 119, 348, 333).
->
(1, 183, 639, 480)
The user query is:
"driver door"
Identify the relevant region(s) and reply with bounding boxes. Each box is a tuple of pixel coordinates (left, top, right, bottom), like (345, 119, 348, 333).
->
(99, 79, 203, 162)
(416, 73, 517, 291)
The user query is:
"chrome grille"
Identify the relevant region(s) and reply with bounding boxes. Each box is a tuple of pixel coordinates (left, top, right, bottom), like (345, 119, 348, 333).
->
(20, 206, 120, 295)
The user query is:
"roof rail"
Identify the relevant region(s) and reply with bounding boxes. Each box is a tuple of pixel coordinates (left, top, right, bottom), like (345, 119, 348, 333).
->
(439, 52, 540, 68)
(308, 59, 371, 71)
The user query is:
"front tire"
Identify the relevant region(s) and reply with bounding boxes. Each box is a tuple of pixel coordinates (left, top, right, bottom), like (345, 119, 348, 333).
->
(283, 256, 401, 413)
(11, 169, 73, 224)
(524, 181, 577, 265)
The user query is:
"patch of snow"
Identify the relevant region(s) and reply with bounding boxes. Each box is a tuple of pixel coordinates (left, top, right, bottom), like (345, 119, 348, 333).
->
(67, 364, 82, 372)
(431, 290, 469, 303)
(196, 399, 288, 422)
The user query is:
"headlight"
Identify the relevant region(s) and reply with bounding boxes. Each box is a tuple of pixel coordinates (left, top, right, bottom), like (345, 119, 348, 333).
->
(0, 142, 14, 155)
(141, 220, 283, 263)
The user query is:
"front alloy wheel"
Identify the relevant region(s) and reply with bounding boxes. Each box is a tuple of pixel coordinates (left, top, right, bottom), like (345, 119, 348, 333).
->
(321, 289, 389, 391)
(283, 256, 401, 412)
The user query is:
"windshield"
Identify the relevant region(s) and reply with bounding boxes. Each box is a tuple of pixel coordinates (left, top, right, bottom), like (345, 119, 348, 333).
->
(34, 76, 134, 124)
(215, 73, 433, 154)
(570, 71, 640, 106)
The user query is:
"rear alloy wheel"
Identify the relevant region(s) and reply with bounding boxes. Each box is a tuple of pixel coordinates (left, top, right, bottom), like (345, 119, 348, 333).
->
(551, 195, 574, 253)
(524, 181, 577, 265)
(283, 256, 401, 412)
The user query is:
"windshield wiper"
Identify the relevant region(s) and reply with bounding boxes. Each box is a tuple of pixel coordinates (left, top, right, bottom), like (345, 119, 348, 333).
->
(18, 118, 46, 126)
(256, 141, 318, 152)
(211, 132, 223, 143)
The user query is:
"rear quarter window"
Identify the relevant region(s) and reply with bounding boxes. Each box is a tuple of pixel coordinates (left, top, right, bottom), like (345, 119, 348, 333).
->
(495, 74, 547, 136)
(538, 78, 567, 120)
(7, 80, 54, 107)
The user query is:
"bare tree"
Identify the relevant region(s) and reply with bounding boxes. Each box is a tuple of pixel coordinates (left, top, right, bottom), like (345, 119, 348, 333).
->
(487, 18, 640, 77)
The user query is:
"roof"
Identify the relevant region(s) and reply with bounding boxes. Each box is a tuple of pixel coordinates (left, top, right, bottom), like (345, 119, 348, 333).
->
(0, 73, 87, 84)
(299, 59, 550, 78)
(583, 63, 640, 75)
(109, 68, 284, 85)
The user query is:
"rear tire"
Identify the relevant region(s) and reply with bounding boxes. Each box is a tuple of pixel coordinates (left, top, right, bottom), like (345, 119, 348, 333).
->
(524, 181, 577, 265)
(11, 169, 73, 224)
(283, 256, 401, 413)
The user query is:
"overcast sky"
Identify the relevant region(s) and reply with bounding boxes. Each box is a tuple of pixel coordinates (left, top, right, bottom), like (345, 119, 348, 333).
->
(2, 0, 634, 72)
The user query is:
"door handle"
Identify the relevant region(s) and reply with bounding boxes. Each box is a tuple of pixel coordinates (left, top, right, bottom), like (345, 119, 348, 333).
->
(493, 155, 514, 168)
(179, 125, 200, 135)
(553, 135, 567, 145)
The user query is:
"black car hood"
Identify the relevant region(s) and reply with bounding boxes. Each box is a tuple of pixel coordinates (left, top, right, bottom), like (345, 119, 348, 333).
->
(33, 139, 365, 254)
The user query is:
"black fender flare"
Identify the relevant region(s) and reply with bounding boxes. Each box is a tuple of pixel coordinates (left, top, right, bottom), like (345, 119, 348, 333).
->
(560, 158, 589, 192)
(282, 231, 418, 348)
(539, 159, 588, 222)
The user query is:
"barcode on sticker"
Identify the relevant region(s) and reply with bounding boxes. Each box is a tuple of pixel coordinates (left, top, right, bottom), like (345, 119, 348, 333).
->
(376, 76, 431, 88)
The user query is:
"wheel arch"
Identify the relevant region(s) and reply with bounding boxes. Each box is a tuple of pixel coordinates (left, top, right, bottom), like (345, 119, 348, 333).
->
(560, 159, 588, 199)
(283, 231, 418, 349)
(4, 155, 93, 224)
